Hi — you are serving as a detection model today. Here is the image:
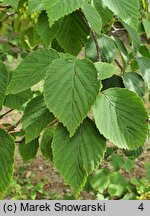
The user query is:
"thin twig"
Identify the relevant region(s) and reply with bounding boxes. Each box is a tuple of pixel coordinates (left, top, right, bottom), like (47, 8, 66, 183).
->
(9, 129, 23, 135)
(136, 162, 144, 169)
(112, 25, 126, 33)
(0, 4, 12, 9)
(7, 118, 21, 132)
(0, 37, 22, 53)
(0, 109, 14, 119)
(47, 119, 59, 127)
(78, 11, 101, 61)
(2, 11, 16, 22)
(115, 59, 123, 73)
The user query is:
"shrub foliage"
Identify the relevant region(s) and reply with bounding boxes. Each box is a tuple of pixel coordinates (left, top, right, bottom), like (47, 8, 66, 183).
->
(0, 0, 149, 197)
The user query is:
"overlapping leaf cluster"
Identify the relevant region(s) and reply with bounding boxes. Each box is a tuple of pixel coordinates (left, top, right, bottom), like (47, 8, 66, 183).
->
(0, 0, 149, 196)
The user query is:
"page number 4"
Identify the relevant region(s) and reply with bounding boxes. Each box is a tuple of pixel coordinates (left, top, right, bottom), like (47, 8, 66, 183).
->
(138, 203, 144, 211)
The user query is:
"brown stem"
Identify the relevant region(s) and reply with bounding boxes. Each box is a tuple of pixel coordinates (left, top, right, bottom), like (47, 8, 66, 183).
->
(0, 109, 14, 119)
(115, 59, 123, 73)
(2, 11, 16, 22)
(78, 11, 101, 61)
(0, 37, 22, 53)
(9, 129, 23, 134)
(7, 119, 21, 132)
(136, 162, 144, 169)
(0, 4, 12, 9)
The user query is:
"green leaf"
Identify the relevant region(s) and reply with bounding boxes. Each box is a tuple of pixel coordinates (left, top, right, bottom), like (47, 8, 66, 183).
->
(123, 72, 146, 97)
(0, 129, 15, 195)
(22, 95, 54, 143)
(143, 19, 150, 39)
(108, 184, 124, 197)
(123, 146, 144, 159)
(130, 59, 139, 72)
(82, 2, 102, 35)
(28, 0, 44, 13)
(85, 35, 117, 62)
(2, 0, 19, 9)
(4, 89, 33, 110)
(93, 88, 148, 149)
(96, 193, 106, 200)
(56, 12, 89, 56)
(110, 172, 128, 186)
(93, 0, 114, 26)
(0, 62, 9, 109)
(52, 118, 106, 195)
(40, 128, 53, 161)
(137, 57, 150, 89)
(36, 12, 59, 47)
(124, 159, 135, 172)
(110, 153, 124, 171)
(103, 0, 139, 29)
(21, 26, 42, 49)
(90, 168, 110, 193)
(123, 23, 141, 51)
(95, 62, 118, 80)
(43, 0, 84, 27)
(146, 162, 150, 180)
(112, 36, 129, 68)
(139, 45, 150, 58)
(44, 57, 100, 136)
(110, 174, 128, 197)
(7, 49, 59, 94)
(19, 139, 39, 162)
(123, 193, 137, 200)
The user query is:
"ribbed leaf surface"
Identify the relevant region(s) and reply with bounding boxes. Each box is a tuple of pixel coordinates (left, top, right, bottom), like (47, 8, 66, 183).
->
(0, 62, 8, 109)
(52, 118, 106, 194)
(93, 0, 113, 26)
(43, 0, 84, 27)
(28, 0, 44, 13)
(36, 12, 59, 47)
(123, 23, 141, 51)
(86, 35, 117, 62)
(56, 12, 89, 55)
(82, 2, 102, 35)
(103, 0, 139, 29)
(2, 0, 19, 9)
(143, 19, 150, 38)
(22, 95, 54, 143)
(4, 89, 33, 110)
(112, 36, 129, 68)
(93, 88, 148, 149)
(0, 129, 15, 194)
(44, 57, 100, 136)
(95, 62, 117, 80)
(7, 49, 59, 94)
(137, 57, 150, 89)
(123, 72, 146, 97)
